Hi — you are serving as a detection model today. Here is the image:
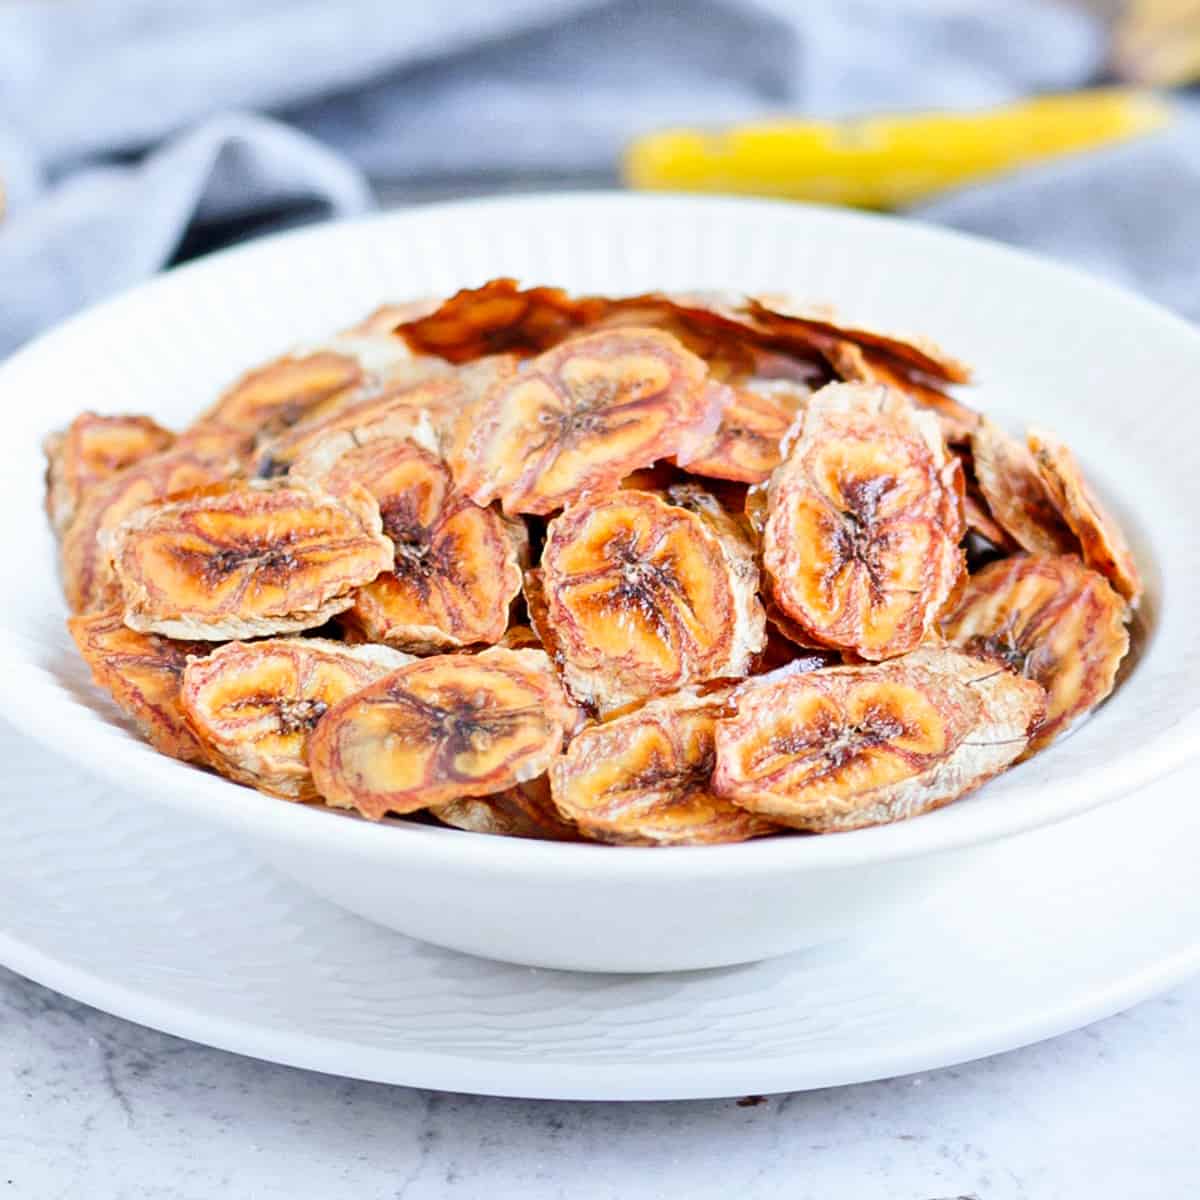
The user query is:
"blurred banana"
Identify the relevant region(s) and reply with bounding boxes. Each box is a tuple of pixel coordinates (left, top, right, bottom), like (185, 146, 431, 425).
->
(622, 89, 1170, 209)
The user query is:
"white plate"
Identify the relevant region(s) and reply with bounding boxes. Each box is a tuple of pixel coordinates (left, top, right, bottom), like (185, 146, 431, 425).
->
(2, 716, 1197, 1101)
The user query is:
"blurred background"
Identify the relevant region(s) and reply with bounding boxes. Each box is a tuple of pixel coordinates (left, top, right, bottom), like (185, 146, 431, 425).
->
(1, 0, 1196, 355)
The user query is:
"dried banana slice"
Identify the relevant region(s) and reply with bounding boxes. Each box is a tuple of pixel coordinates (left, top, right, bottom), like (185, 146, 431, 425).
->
(496, 624, 544, 652)
(678, 379, 808, 483)
(308, 647, 576, 819)
(67, 607, 210, 762)
(823, 339, 979, 444)
(60, 444, 237, 613)
(1028, 429, 1143, 607)
(44, 413, 175, 538)
(252, 361, 489, 477)
(940, 554, 1129, 752)
(971, 418, 1075, 556)
(107, 479, 393, 639)
(747, 297, 973, 384)
(432, 776, 579, 841)
(539, 488, 766, 713)
(762, 384, 964, 660)
(395, 278, 603, 362)
(180, 638, 413, 799)
(194, 332, 441, 440)
(446, 327, 714, 516)
(550, 687, 775, 845)
(713, 646, 1045, 831)
(294, 431, 526, 652)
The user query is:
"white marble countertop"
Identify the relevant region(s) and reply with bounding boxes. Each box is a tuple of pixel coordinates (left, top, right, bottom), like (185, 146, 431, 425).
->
(1, 963, 1196, 1198)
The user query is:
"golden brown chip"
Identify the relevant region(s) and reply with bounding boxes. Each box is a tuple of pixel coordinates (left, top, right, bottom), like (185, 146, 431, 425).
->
(180, 638, 413, 799)
(747, 297, 973, 384)
(762, 384, 964, 660)
(106, 479, 394, 639)
(539, 488, 766, 713)
(44, 413, 175, 538)
(432, 776, 579, 841)
(251, 360, 484, 477)
(940, 554, 1129, 753)
(446, 327, 715, 515)
(308, 647, 576, 819)
(676, 379, 808, 483)
(60, 443, 238, 613)
(192, 332, 445, 441)
(713, 646, 1044, 831)
(293, 430, 526, 652)
(1028, 429, 1143, 607)
(550, 688, 776, 845)
(67, 607, 210, 762)
(971, 418, 1076, 557)
(395, 278, 605, 362)
(823, 339, 979, 444)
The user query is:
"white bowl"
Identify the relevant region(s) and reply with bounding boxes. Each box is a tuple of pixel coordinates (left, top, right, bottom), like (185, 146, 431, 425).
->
(2, 193, 1197, 973)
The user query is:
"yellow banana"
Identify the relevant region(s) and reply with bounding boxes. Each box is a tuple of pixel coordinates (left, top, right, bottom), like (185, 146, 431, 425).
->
(622, 89, 1170, 209)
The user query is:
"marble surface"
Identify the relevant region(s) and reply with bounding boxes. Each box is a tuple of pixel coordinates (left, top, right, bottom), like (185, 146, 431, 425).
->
(0, 963, 1196, 1198)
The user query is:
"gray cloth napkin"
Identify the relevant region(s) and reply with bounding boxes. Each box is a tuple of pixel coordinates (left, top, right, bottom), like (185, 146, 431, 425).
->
(0, 0, 1190, 357)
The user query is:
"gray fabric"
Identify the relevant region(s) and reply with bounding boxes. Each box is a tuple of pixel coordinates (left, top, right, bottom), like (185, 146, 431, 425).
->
(0, 0, 1189, 357)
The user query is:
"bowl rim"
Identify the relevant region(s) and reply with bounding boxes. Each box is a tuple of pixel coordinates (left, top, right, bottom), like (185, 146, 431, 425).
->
(3, 188, 1199, 878)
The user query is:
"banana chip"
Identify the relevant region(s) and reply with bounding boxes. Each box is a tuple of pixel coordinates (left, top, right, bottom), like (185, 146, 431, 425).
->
(395, 278, 603, 362)
(107, 479, 393, 639)
(971, 418, 1075, 557)
(762, 384, 964, 660)
(308, 647, 576, 819)
(67, 607, 210, 762)
(1028, 429, 1143, 607)
(432, 776, 579, 841)
(746, 297, 973, 385)
(294, 430, 526, 652)
(44, 413, 175, 538)
(713, 646, 1045, 830)
(823, 339, 979, 444)
(193, 331, 441, 439)
(446, 327, 714, 515)
(60, 443, 237, 613)
(539, 488, 766, 713)
(940, 554, 1129, 753)
(180, 638, 413, 799)
(550, 687, 776, 845)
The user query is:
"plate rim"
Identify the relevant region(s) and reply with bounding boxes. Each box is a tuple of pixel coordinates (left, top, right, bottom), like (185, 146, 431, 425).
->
(3, 190, 1200, 878)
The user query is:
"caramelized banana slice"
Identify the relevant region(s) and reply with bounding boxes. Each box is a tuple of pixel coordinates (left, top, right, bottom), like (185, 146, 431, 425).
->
(1028, 429, 1142, 607)
(762, 384, 964, 660)
(294, 431, 526, 652)
(45, 413, 175, 537)
(823, 339, 979, 444)
(252, 361, 496, 477)
(713, 646, 1044, 831)
(432, 776, 579, 841)
(67, 608, 210, 762)
(941, 554, 1129, 752)
(180, 638, 413, 799)
(60, 443, 237, 613)
(550, 687, 776, 845)
(395, 278, 603, 362)
(194, 331, 448, 441)
(678, 379, 808, 483)
(747, 297, 973, 384)
(971, 419, 1075, 556)
(540, 489, 766, 713)
(107, 479, 393, 639)
(446, 327, 714, 515)
(344, 298, 442, 336)
(308, 647, 576, 819)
